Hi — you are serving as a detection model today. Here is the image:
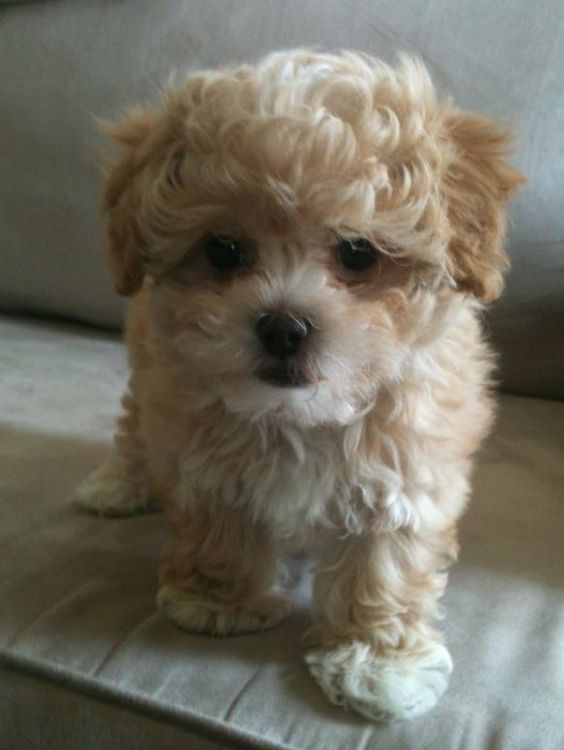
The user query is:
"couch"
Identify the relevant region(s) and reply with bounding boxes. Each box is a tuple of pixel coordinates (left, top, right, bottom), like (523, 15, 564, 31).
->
(1, 1, 563, 749)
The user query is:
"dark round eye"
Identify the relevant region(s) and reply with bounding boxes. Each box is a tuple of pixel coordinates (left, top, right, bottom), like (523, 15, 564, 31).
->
(337, 238, 378, 271)
(205, 236, 242, 271)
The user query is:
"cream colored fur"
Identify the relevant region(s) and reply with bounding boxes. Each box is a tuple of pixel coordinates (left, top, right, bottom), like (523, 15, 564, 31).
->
(77, 49, 524, 721)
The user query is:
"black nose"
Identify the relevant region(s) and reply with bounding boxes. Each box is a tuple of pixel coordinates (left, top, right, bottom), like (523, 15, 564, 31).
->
(255, 312, 311, 358)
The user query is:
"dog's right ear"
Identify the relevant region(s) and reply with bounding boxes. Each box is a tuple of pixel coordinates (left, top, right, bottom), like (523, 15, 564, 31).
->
(99, 106, 158, 296)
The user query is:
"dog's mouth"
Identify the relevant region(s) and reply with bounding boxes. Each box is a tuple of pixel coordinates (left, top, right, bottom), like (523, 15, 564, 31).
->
(256, 366, 311, 388)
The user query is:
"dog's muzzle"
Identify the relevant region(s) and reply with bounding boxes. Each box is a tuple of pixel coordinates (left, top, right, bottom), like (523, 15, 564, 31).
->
(254, 311, 313, 387)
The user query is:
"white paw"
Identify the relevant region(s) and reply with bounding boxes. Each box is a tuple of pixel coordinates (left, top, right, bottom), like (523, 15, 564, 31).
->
(157, 582, 292, 636)
(74, 461, 158, 517)
(306, 641, 452, 721)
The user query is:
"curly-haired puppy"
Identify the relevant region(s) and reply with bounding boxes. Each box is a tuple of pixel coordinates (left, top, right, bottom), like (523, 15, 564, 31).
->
(76, 50, 524, 721)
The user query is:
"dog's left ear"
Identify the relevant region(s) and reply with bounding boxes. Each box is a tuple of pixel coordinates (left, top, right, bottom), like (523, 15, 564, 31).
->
(100, 106, 159, 296)
(442, 112, 525, 302)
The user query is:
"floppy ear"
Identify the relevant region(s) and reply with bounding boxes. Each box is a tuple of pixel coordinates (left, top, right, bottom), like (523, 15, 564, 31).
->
(442, 112, 525, 302)
(100, 106, 158, 296)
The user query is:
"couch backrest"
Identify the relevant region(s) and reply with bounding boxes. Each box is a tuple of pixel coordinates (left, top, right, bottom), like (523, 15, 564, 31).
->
(1, 0, 562, 399)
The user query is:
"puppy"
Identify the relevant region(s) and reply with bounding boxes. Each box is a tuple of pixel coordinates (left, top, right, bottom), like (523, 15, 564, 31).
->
(76, 50, 524, 721)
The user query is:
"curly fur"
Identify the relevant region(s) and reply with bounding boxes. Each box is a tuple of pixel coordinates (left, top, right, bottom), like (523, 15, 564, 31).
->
(78, 49, 524, 721)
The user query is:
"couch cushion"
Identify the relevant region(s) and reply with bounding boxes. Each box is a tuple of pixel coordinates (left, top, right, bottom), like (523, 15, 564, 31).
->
(1, 0, 563, 399)
(1, 314, 563, 749)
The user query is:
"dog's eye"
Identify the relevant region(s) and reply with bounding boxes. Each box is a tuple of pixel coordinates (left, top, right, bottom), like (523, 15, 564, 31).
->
(205, 236, 242, 271)
(337, 238, 378, 271)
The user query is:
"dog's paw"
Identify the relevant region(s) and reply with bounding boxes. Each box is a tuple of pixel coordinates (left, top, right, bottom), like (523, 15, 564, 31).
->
(74, 462, 158, 517)
(157, 582, 292, 636)
(306, 640, 452, 721)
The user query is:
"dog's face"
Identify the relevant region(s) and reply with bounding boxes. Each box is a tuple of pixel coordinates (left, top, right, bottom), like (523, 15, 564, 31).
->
(101, 51, 523, 426)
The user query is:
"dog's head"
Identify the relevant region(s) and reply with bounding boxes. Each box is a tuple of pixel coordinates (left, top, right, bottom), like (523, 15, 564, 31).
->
(101, 50, 523, 426)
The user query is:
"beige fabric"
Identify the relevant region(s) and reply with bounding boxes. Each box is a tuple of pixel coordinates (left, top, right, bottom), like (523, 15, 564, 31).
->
(0, 0, 563, 398)
(0, 668, 228, 750)
(1, 315, 563, 749)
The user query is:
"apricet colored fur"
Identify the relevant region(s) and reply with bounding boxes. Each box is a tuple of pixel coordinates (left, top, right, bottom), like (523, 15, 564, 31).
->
(76, 50, 524, 721)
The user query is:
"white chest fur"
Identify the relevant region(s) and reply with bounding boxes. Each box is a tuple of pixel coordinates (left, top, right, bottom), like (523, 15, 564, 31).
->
(177, 417, 343, 540)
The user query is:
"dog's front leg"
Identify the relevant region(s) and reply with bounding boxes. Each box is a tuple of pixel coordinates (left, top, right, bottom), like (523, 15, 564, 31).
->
(306, 524, 457, 720)
(157, 499, 291, 636)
